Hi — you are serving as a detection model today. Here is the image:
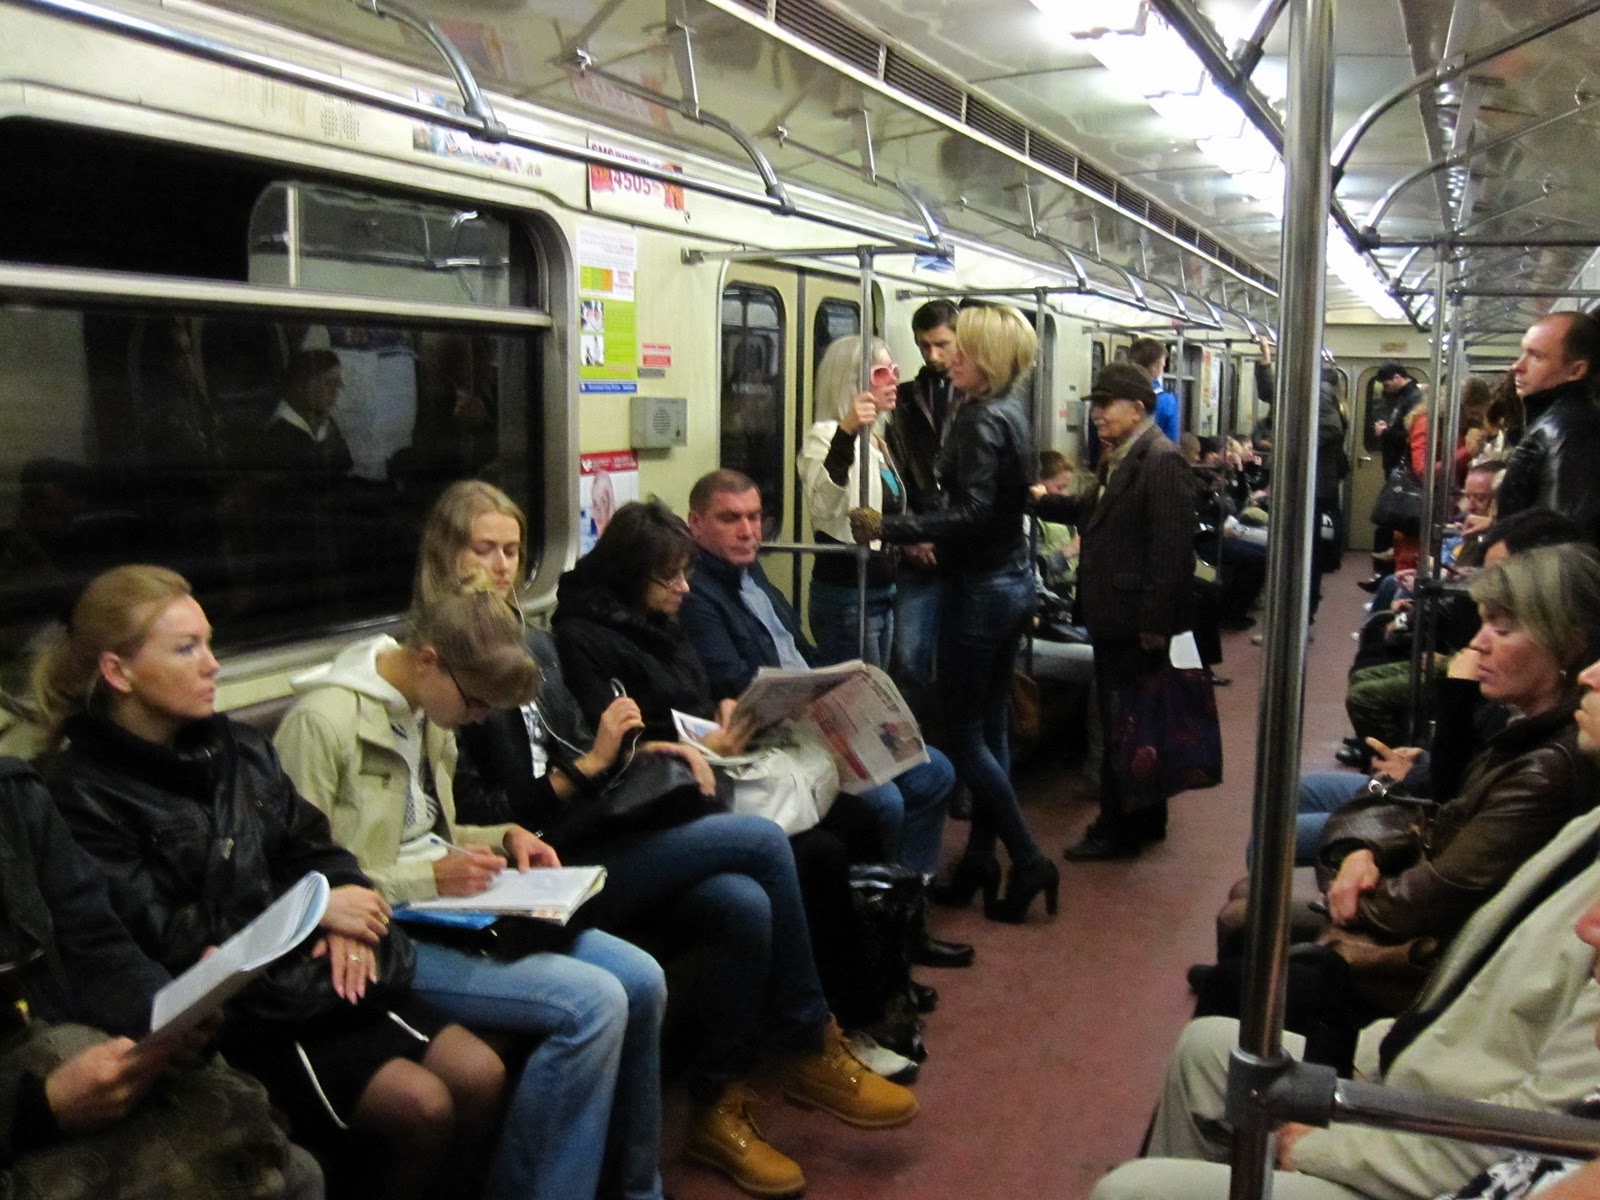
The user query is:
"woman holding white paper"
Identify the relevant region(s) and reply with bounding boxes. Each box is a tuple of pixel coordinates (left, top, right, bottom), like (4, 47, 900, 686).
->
(273, 587, 669, 1200)
(36, 565, 502, 1200)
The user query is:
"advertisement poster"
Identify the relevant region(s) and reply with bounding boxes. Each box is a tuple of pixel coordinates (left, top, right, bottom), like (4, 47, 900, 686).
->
(579, 450, 640, 555)
(578, 226, 639, 395)
(587, 138, 688, 218)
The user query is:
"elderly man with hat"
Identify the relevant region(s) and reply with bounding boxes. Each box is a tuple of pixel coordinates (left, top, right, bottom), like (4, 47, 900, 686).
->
(1033, 362, 1198, 860)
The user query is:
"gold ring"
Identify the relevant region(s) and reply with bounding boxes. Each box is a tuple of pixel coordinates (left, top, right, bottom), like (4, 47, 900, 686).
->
(347, 953, 361, 961)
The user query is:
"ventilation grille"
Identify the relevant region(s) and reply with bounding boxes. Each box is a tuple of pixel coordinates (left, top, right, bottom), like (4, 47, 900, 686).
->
(755, 0, 1275, 290)
(884, 49, 963, 120)
(966, 96, 1027, 154)
(774, 0, 881, 76)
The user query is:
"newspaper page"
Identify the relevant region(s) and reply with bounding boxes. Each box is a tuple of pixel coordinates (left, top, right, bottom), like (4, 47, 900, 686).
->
(403, 866, 606, 924)
(731, 660, 866, 733)
(676, 665, 928, 792)
(795, 665, 929, 793)
(146, 870, 330, 1047)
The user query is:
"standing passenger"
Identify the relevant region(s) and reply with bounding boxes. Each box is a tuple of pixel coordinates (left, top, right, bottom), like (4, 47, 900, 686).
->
(798, 335, 905, 668)
(1128, 338, 1181, 443)
(1033, 363, 1197, 861)
(885, 301, 964, 717)
(849, 304, 1058, 923)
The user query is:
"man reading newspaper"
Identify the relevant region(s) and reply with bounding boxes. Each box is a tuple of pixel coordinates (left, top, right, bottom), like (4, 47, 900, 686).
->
(680, 470, 971, 970)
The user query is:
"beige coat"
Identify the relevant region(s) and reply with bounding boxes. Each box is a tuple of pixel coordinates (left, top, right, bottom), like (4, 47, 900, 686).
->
(274, 684, 515, 904)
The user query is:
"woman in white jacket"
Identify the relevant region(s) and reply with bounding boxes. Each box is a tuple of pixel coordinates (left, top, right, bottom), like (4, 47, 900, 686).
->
(798, 335, 909, 667)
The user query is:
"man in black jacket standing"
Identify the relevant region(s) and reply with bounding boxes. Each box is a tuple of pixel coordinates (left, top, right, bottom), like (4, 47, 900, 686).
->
(884, 301, 963, 719)
(1495, 310, 1600, 545)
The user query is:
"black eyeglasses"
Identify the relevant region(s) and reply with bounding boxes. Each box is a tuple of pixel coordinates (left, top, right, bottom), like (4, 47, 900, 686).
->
(442, 662, 492, 716)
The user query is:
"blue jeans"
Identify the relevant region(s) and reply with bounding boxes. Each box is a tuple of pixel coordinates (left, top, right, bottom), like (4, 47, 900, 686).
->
(571, 813, 831, 1102)
(941, 564, 1043, 867)
(411, 930, 665, 1200)
(850, 749, 955, 877)
(891, 571, 943, 710)
(1244, 771, 1364, 869)
(808, 579, 894, 669)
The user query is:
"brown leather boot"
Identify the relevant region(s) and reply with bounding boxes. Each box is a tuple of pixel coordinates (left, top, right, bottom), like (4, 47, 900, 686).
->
(685, 1083, 806, 1197)
(775, 1016, 921, 1129)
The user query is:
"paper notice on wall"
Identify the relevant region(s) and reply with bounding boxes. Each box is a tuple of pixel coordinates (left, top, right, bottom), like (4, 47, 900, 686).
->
(578, 226, 639, 395)
(579, 450, 640, 554)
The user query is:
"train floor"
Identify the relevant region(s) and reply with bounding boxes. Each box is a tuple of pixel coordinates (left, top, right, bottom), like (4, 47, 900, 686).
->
(658, 562, 1367, 1200)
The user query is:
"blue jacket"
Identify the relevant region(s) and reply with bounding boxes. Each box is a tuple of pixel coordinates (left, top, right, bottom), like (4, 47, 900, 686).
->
(1154, 388, 1180, 443)
(679, 548, 817, 702)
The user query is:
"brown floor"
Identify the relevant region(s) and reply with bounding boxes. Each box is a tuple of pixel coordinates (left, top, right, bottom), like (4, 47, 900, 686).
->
(660, 567, 1368, 1200)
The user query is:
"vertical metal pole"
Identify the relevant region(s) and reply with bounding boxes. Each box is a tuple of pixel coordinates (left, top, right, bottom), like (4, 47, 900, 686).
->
(1229, 2, 1333, 1200)
(285, 183, 302, 288)
(1407, 256, 1450, 741)
(856, 248, 874, 661)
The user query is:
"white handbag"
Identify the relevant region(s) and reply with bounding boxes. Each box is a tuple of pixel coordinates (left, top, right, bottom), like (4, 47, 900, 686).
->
(715, 724, 839, 835)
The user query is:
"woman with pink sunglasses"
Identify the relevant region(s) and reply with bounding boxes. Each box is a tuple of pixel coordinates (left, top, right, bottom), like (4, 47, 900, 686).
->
(798, 335, 908, 667)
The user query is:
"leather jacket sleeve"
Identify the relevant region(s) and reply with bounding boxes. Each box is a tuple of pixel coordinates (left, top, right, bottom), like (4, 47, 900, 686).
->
(1355, 741, 1583, 942)
(1496, 424, 1548, 518)
(879, 404, 1007, 546)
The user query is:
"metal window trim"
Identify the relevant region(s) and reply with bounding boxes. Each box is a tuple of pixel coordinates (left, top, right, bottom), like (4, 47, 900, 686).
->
(0, 263, 553, 328)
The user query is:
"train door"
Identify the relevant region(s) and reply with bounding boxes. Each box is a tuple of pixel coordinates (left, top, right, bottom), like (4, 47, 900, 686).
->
(717, 264, 870, 615)
(1348, 363, 1430, 552)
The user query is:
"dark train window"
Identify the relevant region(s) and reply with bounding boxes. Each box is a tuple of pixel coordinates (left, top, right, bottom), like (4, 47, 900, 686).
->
(0, 124, 546, 692)
(720, 284, 786, 539)
(811, 299, 860, 378)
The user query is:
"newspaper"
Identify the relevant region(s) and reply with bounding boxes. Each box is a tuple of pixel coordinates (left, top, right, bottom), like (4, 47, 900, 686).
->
(145, 870, 329, 1048)
(674, 662, 929, 794)
(400, 865, 607, 925)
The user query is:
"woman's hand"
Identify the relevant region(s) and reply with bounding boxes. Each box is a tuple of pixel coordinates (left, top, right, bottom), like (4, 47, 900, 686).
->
(1326, 849, 1381, 926)
(1447, 646, 1482, 681)
(839, 392, 878, 435)
(45, 1038, 165, 1132)
(643, 740, 718, 796)
(847, 507, 883, 545)
(319, 884, 391, 944)
(503, 826, 560, 870)
(699, 699, 758, 758)
(312, 931, 378, 1003)
(1364, 738, 1422, 784)
(432, 845, 504, 896)
(580, 697, 645, 776)
(1028, 483, 1048, 501)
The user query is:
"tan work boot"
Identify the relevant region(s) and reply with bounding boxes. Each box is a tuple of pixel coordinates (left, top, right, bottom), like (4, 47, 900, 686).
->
(685, 1083, 806, 1197)
(776, 1016, 921, 1128)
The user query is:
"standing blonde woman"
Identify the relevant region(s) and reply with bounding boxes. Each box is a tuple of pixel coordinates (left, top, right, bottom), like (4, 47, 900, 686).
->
(850, 304, 1056, 924)
(798, 335, 907, 667)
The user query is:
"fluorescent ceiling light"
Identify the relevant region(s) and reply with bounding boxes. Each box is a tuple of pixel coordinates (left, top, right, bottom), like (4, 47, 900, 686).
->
(1027, 0, 1148, 38)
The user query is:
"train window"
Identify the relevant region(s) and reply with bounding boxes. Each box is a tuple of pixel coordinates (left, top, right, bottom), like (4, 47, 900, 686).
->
(250, 184, 514, 308)
(812, 299, 860, 375)
(0, 121, 547, 690)
(720, 284, 786, 539)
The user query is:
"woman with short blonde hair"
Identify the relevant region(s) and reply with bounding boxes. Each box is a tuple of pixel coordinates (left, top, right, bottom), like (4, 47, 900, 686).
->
(850, 303, 1055, 924)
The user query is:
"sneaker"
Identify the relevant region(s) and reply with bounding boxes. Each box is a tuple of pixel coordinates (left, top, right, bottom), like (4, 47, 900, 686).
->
(685, 1083, 806, 1197)
(776, 1017, 921, 1128)
(844, 1031, 919, 1084)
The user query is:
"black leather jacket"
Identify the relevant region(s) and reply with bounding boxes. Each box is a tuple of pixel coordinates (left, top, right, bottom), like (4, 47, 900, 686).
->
(47, 714, 370, 988)
(878, 383, 1036, 574)
(1495, 379, 1600, 541)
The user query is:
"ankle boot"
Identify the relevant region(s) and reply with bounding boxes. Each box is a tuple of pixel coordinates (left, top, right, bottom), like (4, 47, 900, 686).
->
(984, 858, 1060, 923)
(685, 1083, 805, 1197)
(927, 858, 1000, 908)
(775, 1017, 920, 1129)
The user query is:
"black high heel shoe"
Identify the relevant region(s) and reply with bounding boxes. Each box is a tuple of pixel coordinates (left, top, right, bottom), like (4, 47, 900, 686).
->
(928, 858, 1001, 908)
(984, 858, 1060, 924)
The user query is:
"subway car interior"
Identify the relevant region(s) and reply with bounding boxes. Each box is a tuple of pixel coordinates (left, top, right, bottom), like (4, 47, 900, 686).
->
(4, 0, 1600, 1196)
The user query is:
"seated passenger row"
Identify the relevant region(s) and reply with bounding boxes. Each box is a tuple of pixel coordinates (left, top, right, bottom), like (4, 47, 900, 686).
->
(6, 469, 973, 1200)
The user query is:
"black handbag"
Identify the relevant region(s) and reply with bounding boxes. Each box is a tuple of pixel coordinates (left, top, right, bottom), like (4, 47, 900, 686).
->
(235, 922, 417, 1030)
(548, 749, 724, 852)
(1370, 463, 1424, 535)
